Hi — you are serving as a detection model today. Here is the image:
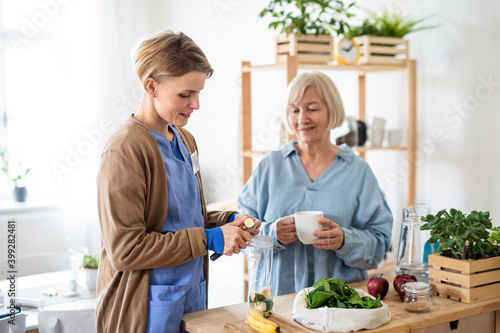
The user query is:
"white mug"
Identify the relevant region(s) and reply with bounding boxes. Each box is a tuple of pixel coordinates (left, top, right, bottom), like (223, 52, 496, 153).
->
(293, 211, 324, 244)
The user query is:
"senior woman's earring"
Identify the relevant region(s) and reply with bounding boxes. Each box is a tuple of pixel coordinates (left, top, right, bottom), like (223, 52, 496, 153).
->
(150, 94, 155, 98)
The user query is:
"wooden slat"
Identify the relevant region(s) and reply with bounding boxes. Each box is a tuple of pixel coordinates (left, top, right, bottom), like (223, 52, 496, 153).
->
(296, 53, 333, 63)
(359, 56, 407, 65)
(356, 35, 406, 45)
(285, 55, 298, 143)
(407, 59, 417, 206)
(242, 146, 408, 158)
(240, 63, 407, 73)
(430, 281, 500, 303)
(241, 61, 252, 186)
(429, 267, 500, 287)
(358, 74, 366, 159)
(296, 43, 332, 53)
(277, 53, 333, 64)
(429, 254, 474, 274)
(429, 254, 500, 274)
(368, 45, 408, 54)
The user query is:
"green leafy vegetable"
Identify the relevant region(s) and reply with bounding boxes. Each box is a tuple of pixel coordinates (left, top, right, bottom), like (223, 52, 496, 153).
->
(304, 278, 381, 309)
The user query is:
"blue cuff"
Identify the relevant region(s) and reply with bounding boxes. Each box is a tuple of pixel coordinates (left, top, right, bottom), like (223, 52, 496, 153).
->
(204, 227, 224, 254)
(227, 212, 238, 222)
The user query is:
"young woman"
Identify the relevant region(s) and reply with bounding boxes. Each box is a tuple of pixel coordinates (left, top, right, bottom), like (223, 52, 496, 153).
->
(96, 30, 258, 333)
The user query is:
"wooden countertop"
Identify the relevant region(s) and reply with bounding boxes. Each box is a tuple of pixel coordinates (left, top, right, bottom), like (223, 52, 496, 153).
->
(182, 275, 500, 333)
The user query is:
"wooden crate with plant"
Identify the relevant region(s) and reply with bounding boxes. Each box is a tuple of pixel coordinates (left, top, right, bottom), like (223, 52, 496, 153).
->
(259, 0, 355, 64)
(421, 209, 500, 303)
(346, 6, 437, 66)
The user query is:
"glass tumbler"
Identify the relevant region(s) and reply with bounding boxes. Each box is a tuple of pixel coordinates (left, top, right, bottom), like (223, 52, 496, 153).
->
(247, 236, 273, 314)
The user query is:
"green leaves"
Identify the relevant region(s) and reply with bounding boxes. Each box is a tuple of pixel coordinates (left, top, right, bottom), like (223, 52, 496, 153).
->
(0, 148, 31, 187)
(259, 0, 356, 36)
(345, 6, 438, 39)
(305, 278, 382, 309)
(421, 208, 496, 260)
(82, 254, 99, 269)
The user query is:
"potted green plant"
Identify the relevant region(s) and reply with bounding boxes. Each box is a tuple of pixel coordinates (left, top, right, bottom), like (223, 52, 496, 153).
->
(81, 254, 99, 291)
(259, 0, 356, 64)
(0, 149, 31, 202)
(420, 208, 500, 303)
(344, 6, 438, 65)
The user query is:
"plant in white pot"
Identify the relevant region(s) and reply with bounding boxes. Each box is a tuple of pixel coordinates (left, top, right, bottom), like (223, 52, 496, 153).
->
(0, 149, 31, 202)
(259, 0, 356, 64)
(81, 254, 99, 291)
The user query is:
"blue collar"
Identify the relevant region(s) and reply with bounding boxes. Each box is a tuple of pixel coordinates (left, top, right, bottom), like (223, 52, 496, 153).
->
(280, 141, 355, 164)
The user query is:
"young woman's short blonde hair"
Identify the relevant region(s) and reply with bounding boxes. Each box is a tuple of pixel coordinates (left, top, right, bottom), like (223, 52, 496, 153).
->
(283, 71, 345, 134)
(133, 30, 213, 90)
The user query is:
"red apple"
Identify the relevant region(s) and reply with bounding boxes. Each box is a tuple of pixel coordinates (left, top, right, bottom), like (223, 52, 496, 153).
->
(367, 274, 389, 300)
(393, 272, 417, 301)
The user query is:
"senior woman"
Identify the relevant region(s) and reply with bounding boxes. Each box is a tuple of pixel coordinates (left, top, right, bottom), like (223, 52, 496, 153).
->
(96, 30, 259, 333)
(237, 71, 393, 296)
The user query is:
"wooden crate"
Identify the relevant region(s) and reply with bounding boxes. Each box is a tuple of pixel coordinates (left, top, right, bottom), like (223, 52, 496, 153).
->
(428, 253, 500, 303)
(276, 33, 333, 64)
(353, 35, 408, 66)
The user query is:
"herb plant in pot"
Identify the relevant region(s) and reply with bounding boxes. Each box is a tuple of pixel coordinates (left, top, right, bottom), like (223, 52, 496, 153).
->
(421, 209, 500, 303)
(0, 149, 31, 202)
(259, 0, 356, 64)
(81, 254, 99, 291)
(344, 6, 438, 65)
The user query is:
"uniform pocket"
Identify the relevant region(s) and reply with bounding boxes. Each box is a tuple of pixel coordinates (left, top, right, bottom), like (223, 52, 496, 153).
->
(146, 284, 191, 333)
(184, 278, 207, 314)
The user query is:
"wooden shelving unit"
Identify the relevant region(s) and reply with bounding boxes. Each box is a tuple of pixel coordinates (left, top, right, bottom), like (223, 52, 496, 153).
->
(241, 54, 417, 206)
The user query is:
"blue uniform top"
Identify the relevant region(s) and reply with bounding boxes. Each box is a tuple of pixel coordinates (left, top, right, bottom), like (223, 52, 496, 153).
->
(144, 124, 222, 333)
(237, 141, 393, 296)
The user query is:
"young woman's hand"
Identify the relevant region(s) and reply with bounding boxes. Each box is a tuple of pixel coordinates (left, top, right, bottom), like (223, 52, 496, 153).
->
(219, 224, 252, 256)
(232, 213, 261, 236)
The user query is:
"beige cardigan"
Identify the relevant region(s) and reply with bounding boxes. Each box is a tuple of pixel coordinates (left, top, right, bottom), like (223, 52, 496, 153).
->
(95, 116, 235, 333)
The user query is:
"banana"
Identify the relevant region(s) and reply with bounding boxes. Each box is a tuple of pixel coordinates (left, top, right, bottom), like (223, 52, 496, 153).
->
(247, 310, 280, 333)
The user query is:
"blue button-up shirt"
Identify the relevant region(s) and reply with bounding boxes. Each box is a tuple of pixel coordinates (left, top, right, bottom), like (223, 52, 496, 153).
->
(237, 141, 393, 296)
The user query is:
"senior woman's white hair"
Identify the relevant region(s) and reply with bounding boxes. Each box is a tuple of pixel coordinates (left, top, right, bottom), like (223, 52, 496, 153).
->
(283, 71, 345, 134)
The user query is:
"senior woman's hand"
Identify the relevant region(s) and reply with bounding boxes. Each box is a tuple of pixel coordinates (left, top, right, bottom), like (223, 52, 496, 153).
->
(276, 216, 298, 244)
(312, 218, 345, 250)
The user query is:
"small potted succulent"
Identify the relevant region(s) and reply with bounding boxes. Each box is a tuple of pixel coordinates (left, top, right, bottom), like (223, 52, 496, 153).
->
(421, 208, 500, 303)
(0, 149, 31, 202)
(259, 0, 356, 64)
(81, 254, 99, 291)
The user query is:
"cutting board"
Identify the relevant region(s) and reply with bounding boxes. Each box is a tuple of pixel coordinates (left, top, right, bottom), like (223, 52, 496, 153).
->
(224, 314, 311, 333)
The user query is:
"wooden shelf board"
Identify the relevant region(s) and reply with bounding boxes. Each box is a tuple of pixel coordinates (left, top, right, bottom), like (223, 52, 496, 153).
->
(241, 62, 409, 73)
(243, 146, 407, 158)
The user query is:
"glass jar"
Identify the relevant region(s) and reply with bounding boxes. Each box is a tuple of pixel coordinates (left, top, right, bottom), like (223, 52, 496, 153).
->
(402, 282, 435, 313)
(247, 236, 273, 314)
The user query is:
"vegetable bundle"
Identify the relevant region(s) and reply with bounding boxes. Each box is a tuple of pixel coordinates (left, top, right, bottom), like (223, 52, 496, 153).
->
(305, 278, 382, 309)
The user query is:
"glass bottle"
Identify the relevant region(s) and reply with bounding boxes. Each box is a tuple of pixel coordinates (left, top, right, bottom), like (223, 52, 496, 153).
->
(402, 282, 435, 313)
(247, 236, 273, 315)
(396, 203, 432, 282)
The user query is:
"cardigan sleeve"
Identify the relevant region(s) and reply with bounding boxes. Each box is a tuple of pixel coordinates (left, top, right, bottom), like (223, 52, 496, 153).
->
(97, 149, 208, 272)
